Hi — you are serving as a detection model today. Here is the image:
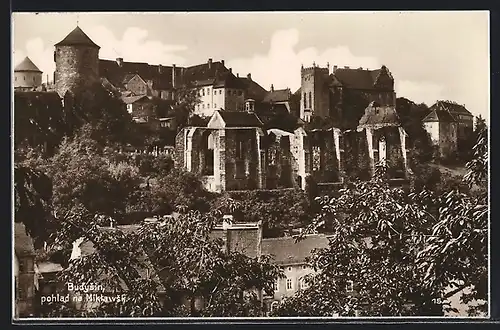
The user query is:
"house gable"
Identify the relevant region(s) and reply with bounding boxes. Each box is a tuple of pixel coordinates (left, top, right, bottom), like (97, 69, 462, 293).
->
(207, 110, 226, 129)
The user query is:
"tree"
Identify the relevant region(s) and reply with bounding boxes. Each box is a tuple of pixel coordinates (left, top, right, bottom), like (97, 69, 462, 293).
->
(274, 163, 443, 316)
(273, 126, 489, 317)
(214, 189, 312, 237)
(35, 126, 142, 219)
(45, 206, 281, 317)
(14, 164, 53, 244)
(171, 86, 201, 130)
(417, 122, 488, 316)
(63, 82, 134, 147)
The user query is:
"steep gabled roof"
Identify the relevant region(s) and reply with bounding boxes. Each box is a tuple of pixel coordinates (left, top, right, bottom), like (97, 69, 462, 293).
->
(14, 222, 35, 257)
(422, 108, 456, 123)
(262, 235, 330, 265)
(432, 101, 473, 117)
(99, 59, 182, 91)
(237, 77, 268, 102)
(263, 88, 291, 103)
(333, 66, 393, 91)
(214, 110, 263, 128)
(55, 26, 100, 48)
(15, 57, 42, 73)
(358, 101, 401, 128)
(121, 95, 150, 104)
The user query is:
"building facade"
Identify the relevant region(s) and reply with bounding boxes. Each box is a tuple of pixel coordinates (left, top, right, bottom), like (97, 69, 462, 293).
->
(14, 57, 43, 91)
(423, 108, 458, 159)
(14, 223, 37, 318)
(299, 63, 396, 129)
(54, 26, 100, 98)
(261, 235, 330, 314)
(429, 101, 473, 144)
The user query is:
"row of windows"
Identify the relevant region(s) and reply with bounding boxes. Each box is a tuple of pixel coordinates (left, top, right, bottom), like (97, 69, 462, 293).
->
(199, 88, 243, 97)
(14, 76, 38, 82)
(274, 277, 354, 293)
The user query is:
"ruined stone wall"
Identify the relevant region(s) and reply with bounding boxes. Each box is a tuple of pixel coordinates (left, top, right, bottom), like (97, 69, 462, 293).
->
(225, 129, 259, 191)
(55, 46, 99, 97)
(439, 121, 458, 158)
(174, 129, 186, 169)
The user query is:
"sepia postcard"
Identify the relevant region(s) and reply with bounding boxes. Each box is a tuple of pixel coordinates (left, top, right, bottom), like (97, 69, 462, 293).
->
(12, 11, 490, 321)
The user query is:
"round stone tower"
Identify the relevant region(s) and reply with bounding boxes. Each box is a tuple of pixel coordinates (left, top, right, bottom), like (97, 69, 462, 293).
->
(54, 26, 100, 97)
(14, 56, 43, 90)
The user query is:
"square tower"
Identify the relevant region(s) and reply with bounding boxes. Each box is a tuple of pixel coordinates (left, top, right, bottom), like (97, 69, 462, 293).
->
(300, 64, 330, 122)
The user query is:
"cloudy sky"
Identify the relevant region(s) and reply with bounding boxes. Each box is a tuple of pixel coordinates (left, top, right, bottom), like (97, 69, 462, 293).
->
(12, 11, 489, 121)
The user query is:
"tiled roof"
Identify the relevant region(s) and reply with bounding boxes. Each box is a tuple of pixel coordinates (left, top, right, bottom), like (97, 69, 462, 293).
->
(121, 95, 149, 104)
(55, 26, 100, 48)
(422, 108, 456, 123)
(358, 101, 401, 128)
(263, 89, 291, 103)
(15, 57, 42, 73)
(333, 66, 392, 90)
(259, 108, 303, 133)
(237, 77, 268, 101)
(14, 222, 35, 257)
(432, 101, 473, 117)
(99, 59, 182, 91)
(262, 235, 330, 265)
(218, 110, 263, 127)
(183, 61, 244, 89)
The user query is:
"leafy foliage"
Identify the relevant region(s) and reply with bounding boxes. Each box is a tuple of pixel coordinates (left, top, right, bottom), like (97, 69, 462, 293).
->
(44, 206, 281, 317)
(215, 189, 312, 237)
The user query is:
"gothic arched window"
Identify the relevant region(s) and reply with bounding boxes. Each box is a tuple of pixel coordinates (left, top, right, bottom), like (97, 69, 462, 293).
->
(308, 92, 312, 110)
(303, 93, 307, 108)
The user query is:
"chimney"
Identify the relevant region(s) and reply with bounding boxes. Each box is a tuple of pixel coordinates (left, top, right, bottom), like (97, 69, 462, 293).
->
(358, 67, 363, 70)
(344, 66, 349, 69)
(236, 73, 239, 78)
(229, 68, 232, 74)
(172, 64, 176, 88)
(333, 65, 338, 73)
(158, 64, 163, 74)
(327, 62, 330, 70)
(270, 84, 274, 92)
(116, 57, 124, 67)
(247, 73, 252, 80)
(221, 59, 225, 66)
(208, 58, 213, 69)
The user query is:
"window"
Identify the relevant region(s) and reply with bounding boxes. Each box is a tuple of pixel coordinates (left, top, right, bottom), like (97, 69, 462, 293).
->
(308, 92, 312, 109)
(300, 277, 309, 290)
(236, 139, 244, 159)
(207, 103, 210, 109)
(219, 90, 222, 95)
(202, 89, 205, 96)
(302, 265, 307, 270)
(238, 90, 242, 96)
(346, 280, 354, 293)
(15, 76, 17, 81)
(303, 93, 307, 108)
(286, 278, 293, 291)
(214, 103, 217, 108)
(270, 301, 279, 313)
(287, 267, 292, 272)
(24, 76, 26, 81)
(214, 90, 217, 95)
(274, 279, 279, 292)
(202, 104, 205, 109)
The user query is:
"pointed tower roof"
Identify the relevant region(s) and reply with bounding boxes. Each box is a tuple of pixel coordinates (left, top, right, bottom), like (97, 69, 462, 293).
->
(55, 26, 100, 48)
(14, 57, 42, 73)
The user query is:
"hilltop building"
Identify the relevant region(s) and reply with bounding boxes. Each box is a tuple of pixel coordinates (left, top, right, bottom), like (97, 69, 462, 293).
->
(14, 57, 43, 91)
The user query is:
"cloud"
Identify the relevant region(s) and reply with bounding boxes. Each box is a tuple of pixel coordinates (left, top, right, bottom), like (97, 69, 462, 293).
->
(226, 28, 380, 92)
(13, 25, 188, 83)
(395, 80, 445, 107)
